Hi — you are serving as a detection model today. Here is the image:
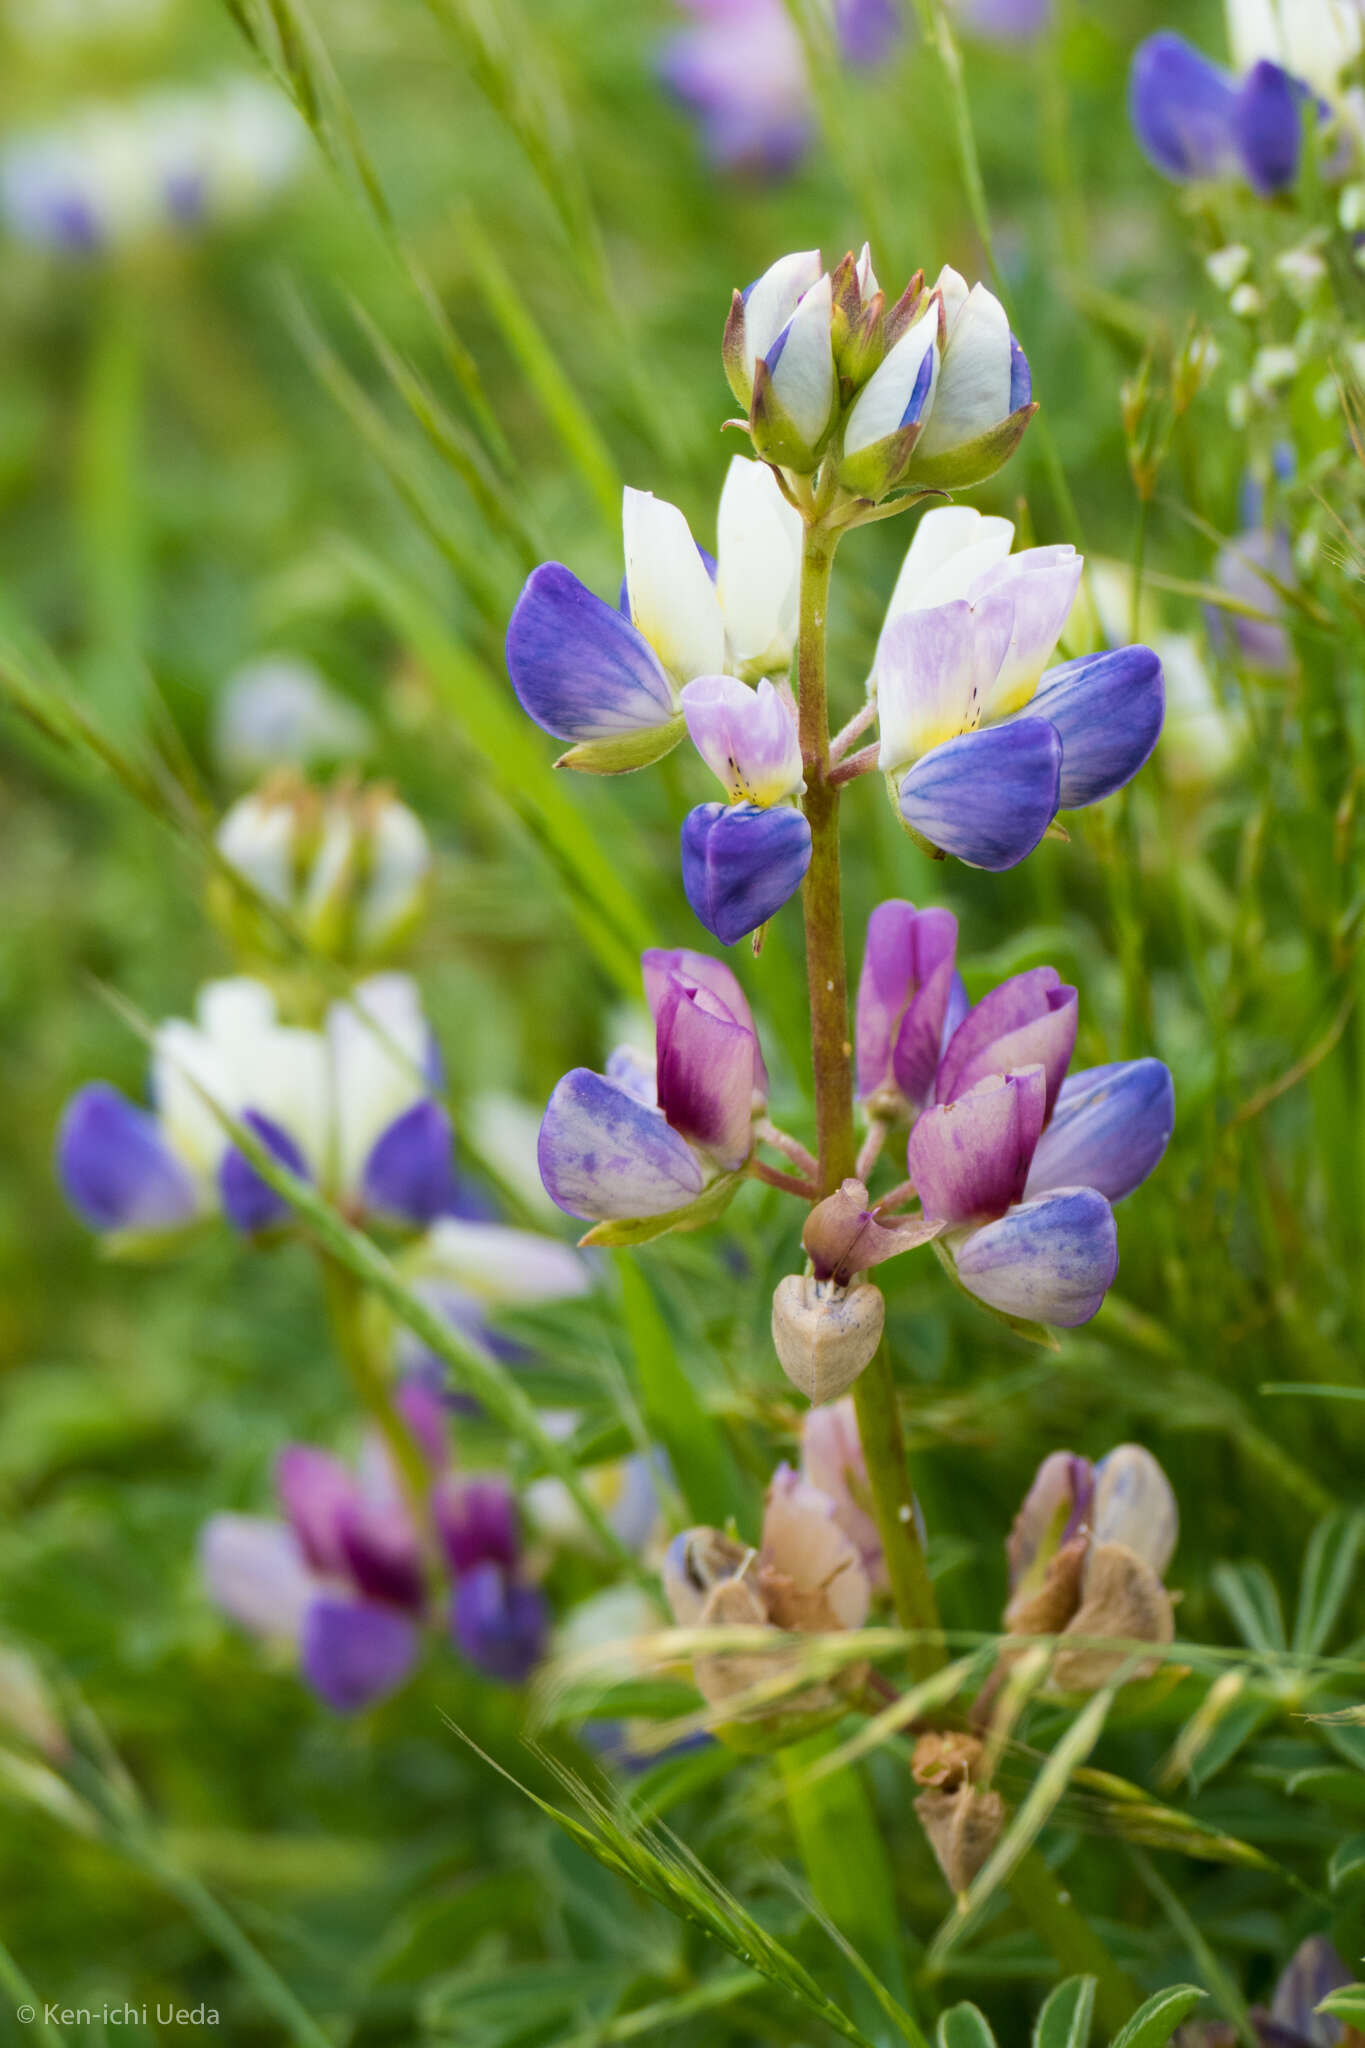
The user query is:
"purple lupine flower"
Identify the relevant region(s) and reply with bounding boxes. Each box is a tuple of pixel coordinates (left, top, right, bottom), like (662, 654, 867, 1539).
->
(1252, 1934, 1352, 2047)
(1129, 0, 1365, 202)
(854, 900, 962, 1115)
(679, 674, 812, 943)
(954, 0, 1052, 42)
(506, 464, 803, 774)
(1210, 528, 1295, 675)
(58, 972, 461, 1244)
(660, 0, 901, 180)
(538, 949, 767, 1224)
(202, 1400, 547, 1708)
(907, 1052, 1171, 1325)
(875, 507, 1163, 870)
(452, 1565, 548, 1684)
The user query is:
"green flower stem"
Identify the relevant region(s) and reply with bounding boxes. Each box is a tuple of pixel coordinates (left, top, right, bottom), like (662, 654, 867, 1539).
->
(796, 521, 943, 1683)
(319, 1249, 431, 1511)
(798, 514, 1139, 2023)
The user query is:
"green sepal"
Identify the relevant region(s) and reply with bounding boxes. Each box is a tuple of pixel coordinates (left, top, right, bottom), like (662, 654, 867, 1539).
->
(578, 1170, 744, 1248)
(835, 418, 925, 501)
(904, 401, 1038, 491)
(100, 1215, 219, 1264)
(749, 359, 830, 475)
(555, 715, 685, 775)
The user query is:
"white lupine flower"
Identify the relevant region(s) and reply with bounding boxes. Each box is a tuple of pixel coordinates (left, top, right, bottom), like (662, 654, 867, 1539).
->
(715, 457, 802, 676)
(1225, 0, 1363, 97)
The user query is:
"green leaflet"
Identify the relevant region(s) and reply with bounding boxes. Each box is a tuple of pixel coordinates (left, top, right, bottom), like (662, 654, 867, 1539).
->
(1034, 1977, 1097, 2048)
(1105, 1988, 1206, 2048)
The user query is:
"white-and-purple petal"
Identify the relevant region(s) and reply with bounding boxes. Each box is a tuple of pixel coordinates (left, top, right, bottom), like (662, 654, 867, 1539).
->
(506, 563, 677, 743)
(954, 1185, 1118, 1326)
(360, 1099, 458, 1226)
(1024, 1059, 1175, 1204)
(451, 1564, 547, 1683)
(897, 718, 1062, 870)
(854, 900, 959, 1106)
(56, 1082, 200, 1234)
(1090, 1444, 1179, 1576)
(642, 946, 769, 1102)
(1129, 33, 1242, 183)
(300, 1594, 420, 1712)
(680, 801, 812, 946)
(538, 1069, 705, 1221)
(909, 1068, 1047, 1224)
(1030, 646, 1165, 808)
(681, 674, 804, 804)
(199, 1514, 315, 1641)
(219, 1109, 310, 1233)
(936, 966, 1077, 1114)
(653, 974, 760, 1170)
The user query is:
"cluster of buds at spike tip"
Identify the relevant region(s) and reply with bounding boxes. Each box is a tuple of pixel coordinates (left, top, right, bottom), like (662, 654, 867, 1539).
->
(722, 246, 1037, 502)
(212, 773, 431, 968)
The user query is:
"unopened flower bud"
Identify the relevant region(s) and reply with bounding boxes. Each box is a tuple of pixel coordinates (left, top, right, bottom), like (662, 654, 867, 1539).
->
(213, 776, 431, 967)
(749, 272, 838, 472)
(771, 1272, 884, 1403)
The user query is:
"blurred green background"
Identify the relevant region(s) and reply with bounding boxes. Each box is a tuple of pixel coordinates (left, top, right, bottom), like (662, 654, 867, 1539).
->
(3, 0, 1365, 2040)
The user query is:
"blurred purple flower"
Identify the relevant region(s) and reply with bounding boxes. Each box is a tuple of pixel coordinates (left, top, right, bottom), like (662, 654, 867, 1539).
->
(201, 1399, 546, 1710)
(660, 0, 901, 178)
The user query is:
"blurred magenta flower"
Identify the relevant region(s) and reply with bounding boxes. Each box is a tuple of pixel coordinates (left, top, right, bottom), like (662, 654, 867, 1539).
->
(660, 0, 900, 179)
(854, 900, 964, 1116)
(875, 507, 1164, 869)
(201, 1390, 546, 1709)
(506, 464, 801, 775)
(57, 975, 458, 1242)
(538, 949, 767, 1222)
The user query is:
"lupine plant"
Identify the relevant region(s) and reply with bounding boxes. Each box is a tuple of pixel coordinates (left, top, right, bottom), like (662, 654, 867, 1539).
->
(10, 0, 1365, 2040)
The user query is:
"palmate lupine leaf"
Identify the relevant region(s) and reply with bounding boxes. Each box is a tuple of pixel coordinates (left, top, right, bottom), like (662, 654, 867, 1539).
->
(1294, 1509, 1365, 1656)
(445, 1729, 920, 2048)
(1033, 1976, 1096, 2048)
(1105, 1988, 1207, 2048)
(1213, 1561, 1288, 1656)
